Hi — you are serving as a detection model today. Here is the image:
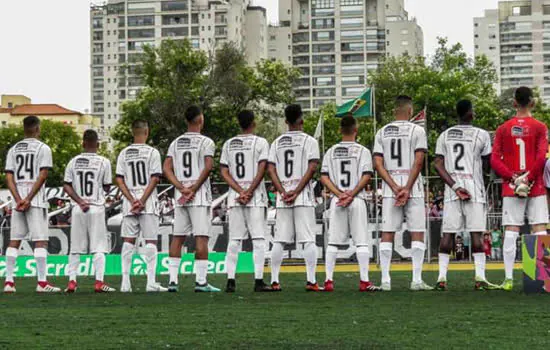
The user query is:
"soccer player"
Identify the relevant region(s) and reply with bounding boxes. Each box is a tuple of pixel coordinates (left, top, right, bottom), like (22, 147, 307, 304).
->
(116, 120, 166, 292)
(320, 115, 380, 292)
(4, 116, 60, 293)
(268, 104, 320, 291)
(63, 130, 115, 293)
(373, 95, 432, 291)
(491, 86, 549, 291)
(433, 100, 498, 290)
(163, 105, 220, 292)
(220, 110, 272, 293)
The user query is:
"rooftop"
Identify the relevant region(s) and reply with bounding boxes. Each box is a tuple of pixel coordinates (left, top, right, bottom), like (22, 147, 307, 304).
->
(10, 104, 82, 116)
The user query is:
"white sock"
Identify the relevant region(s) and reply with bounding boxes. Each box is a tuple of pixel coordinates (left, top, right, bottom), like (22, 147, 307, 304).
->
(168, 257, 180, 284)
(411, 241, 425, 283)
(34, 248, 48, 282)
(438, 253, 450, 282)
(534, 231, 547, 236)
(144, 243, 157, 285)
(93, 253, 106, 282)
(473, 252, 486, 281)
(252, 239, 266, 280)
(195, 259, 208, 285)
(121, 242, 135, 285)
(379, 242, 393, 284)
(503, 231, 519, 280)
(270, 242, 284, 284)
(5, 247, 18, 283)
(225, 240, 241, 280)
(68, 254, 80, 282)
(325, 245, 338, 282)
(303, 242, 318, 284)
(356, 246, 370, 282)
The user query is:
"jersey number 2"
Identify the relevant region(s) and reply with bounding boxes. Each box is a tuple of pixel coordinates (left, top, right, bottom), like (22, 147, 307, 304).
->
(453, 143, 465, 171)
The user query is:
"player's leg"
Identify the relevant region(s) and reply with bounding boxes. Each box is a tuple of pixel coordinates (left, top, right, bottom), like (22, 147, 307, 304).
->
(350, 199, 379, 292)
(225, 207, 245, 292)
(436, 200, 461, 290)
(66, 206, 87, 293)
(168, 207, 191, 291)
(120, 216, 138, 292)
(324, 199, 344, 291)
(270, 208, 293, 290)
(379, 197, 401, 291)
(407, 198, 432, 291)
(248, 207, 271, 292)
(296, 206, 319, 291)
(528, 196, 549, 237)
(30, 208, 60, 293)
(4, 210, 26, 293)
(140, 214, 166, 292)
(501, 197, 526, 289)
(88, 206, 115, 293)
(192, 207, 220, 292)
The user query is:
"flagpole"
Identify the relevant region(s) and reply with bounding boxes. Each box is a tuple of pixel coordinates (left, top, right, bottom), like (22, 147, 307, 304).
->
(372, 85, 380, 266)
(423, 106, 431, 262)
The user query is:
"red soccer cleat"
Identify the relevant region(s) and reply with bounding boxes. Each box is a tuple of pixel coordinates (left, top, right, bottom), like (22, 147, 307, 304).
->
(305, 282, 321, 292)
(65, 280, 78, 293)
(4, 282, 16, 293)
(95, 281, 116, 293)
(271, 282, 282, 292)
(359, 281, 382, 292)
(323, 280, 334, 292)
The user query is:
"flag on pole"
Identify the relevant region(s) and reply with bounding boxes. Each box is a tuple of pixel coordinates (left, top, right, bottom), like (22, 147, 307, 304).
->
(313, 115, 323, 140)
(410, 107, 427, 128)
(336, 88, 374, 118)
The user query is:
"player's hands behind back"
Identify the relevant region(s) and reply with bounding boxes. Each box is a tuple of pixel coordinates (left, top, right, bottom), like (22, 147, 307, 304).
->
(394, 187, 410, 207)
(455, 187, 471, 201)
(15, 198, 30, 212)
(336, 191, 353, 208)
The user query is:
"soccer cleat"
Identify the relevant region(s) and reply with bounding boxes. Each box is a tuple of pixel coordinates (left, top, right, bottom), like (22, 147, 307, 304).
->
(4, 282, 16, 294)
(36, 282, 61, 293)
(434, 281, 448, 291)
(195, 283, 221, 293)
(146, 283, 168, 292)
(474, 279, 501, 291)
(65, 280, 78, 293)
(225, 279, 236, 293)
(323, 280, 334, 292)
(501, 279, 514, 291)
(95, 281, 116, 293)
(410, 281, 434, 291)
(168, 282, 178, 293)
(381, 282, 391, 291)
(359, 281, 381, 292)
(271, 282, 282, 292)
(254, 280, 273, 292)
(305, 282, 321, 292)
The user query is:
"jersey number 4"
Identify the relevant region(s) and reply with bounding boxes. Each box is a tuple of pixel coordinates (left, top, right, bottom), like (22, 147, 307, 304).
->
(390, 139, 402, 167)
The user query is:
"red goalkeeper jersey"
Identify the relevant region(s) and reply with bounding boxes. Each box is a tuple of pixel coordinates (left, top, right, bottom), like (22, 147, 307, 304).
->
(491, 115, 548, 197)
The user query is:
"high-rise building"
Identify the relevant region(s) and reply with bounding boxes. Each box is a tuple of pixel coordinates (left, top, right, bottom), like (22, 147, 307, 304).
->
(90, 0, 268, 132)
(475, 0, 550, 103)
(268, 0, 423, 111)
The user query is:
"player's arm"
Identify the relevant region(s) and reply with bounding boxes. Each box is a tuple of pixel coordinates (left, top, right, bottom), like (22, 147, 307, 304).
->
(63, 182, 90, 212)
(163, 157, 185, 191)
(23, 168, 49, 210)
(242, 160, 267, 205)
(116, 176, 136, 203)
(190, 156, 213, 194)
(490, 127, 514, 181)
(320, 174, 343, 197)
(5, 172, 22, 208)
(373, 155, 401, 195)
(220, 166, 244, 194)
(400, 150, 425, 199)
(293, 160, 319, 196)
(434, 156, 470, 201)
(139, 175, 160, 205)
(267, 163, 286, 195)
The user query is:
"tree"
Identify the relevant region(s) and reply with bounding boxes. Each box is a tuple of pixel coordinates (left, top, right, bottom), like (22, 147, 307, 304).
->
(0, 120, 82, 187)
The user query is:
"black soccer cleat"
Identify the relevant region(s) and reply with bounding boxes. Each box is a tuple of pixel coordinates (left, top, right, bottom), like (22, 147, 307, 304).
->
(254, 279, 274, 292)
(225, 279, 236, 293)
(168, 282, 178, 293)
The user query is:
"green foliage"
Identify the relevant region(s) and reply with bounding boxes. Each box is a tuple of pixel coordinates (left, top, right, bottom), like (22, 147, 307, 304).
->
(0, 120, 81, 187)
(498, 87, 550, 125)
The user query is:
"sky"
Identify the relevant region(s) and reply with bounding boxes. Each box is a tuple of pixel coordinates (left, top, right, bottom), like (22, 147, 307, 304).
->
(0, 0, 500, 112)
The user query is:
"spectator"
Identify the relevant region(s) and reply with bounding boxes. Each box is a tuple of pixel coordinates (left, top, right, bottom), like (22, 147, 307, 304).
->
(491, 228, 503, 260)
(455, 235, 465, 261)
(483, 233, 492, 259)
(429, 203, 440, 218)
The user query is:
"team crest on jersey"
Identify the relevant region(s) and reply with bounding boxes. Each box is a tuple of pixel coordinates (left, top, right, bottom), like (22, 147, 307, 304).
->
(125, 148, 141, 159)
(511, 126, 524, 137)
(15, 142, 29, 151)
(334, 147, 349, 157)
(384, 125, 400, 137)
(448, 129, 464, 140)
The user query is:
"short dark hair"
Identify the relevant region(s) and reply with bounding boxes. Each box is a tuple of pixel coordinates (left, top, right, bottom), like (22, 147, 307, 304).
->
(131, 119, 149, 131)
(237, 110, 255, 130)
(285, 104, 303, 125)
(456, 99, 473, 119)
(340, 115, 357, 135)
(185, 105, 202, 123)
(83, 129, 99, 144)
(515, 86, 533, 107)
(395, 95, 413, 109)
(23, 116, 40, 132)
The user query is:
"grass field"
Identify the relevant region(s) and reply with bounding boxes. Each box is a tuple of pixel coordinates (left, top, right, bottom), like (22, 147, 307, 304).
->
(1, 269, 548, 349)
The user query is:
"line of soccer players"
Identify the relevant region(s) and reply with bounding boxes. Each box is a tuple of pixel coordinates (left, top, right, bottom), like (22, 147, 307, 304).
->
(3, 86, 548, 293)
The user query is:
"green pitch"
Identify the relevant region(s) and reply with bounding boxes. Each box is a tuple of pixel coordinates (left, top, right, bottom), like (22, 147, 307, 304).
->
(1, 270, 548, 349)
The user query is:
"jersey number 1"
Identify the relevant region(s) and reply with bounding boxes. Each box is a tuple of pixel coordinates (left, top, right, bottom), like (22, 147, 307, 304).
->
(516, 139, 526, 171)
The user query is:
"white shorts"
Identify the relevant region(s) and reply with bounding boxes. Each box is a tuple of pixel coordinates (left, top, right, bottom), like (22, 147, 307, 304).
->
(121, 214, 159, 240)
(70, 206, 109, 254)
(442, 200, 486, 233)
(274, 207, 317, 244)
(328, 198, 369, 246)
(173, 206, 211, 237)
(381, 197, 426, 233)
(10, 207, 49, 242)
(502, 196, 549, 226)
(228, 206, 266, 240)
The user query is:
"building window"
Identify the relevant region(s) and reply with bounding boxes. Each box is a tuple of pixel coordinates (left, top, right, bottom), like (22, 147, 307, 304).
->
(401, 29, 409, 35)
(7, 102, 13, 108)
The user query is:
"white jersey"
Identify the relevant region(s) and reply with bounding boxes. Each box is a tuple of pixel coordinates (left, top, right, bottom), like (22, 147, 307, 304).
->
(167, 132, 215, 207)
(268, 131, 320, 207)
(321, 142, 373, 200)
(220, 134, 269, 208)
(116, 144, 161, 216)
(544, 159, 550, 189)
(373, 121, 427, 198)
(64, 153, 112, 206)
(435, 125, 492, 203)
(5, 138, 52, 209)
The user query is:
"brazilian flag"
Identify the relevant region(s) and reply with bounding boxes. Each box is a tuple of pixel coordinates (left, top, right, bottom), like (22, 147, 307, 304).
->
(335, 88, 374, 118)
